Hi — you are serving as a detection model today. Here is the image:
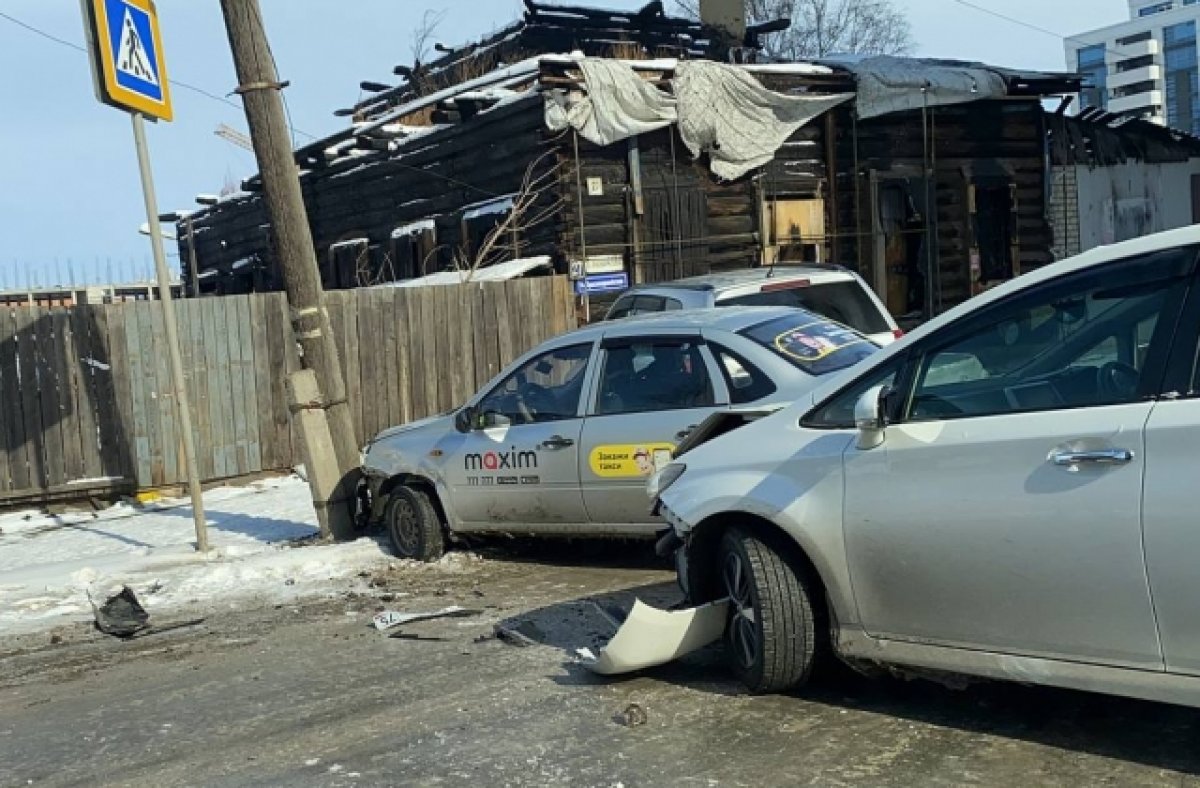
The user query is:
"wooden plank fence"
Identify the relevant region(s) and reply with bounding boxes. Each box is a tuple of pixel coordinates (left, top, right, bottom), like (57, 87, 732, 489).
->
(0, 276, 576, 504)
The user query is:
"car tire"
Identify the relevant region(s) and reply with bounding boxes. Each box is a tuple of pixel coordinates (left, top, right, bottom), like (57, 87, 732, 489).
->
(385, 486, 445, 562)
(720, 527, 817, 694)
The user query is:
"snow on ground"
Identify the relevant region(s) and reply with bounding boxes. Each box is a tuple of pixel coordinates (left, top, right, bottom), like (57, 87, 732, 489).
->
(0, 476, 400, 637)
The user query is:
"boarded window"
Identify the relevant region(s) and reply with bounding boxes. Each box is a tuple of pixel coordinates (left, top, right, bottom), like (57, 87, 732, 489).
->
(390, 222, 437, 281)
(766, 198, 826, 264)
(327, 239, 369, 290)
(641, 189, 708, 283)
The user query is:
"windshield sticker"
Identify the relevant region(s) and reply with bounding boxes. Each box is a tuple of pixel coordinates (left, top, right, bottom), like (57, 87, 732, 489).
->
(774, 321, 868, 364)
(589, 444, 674, 478)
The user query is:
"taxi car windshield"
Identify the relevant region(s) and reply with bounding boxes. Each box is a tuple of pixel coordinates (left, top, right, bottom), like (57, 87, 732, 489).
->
(741, 314, 877, 376)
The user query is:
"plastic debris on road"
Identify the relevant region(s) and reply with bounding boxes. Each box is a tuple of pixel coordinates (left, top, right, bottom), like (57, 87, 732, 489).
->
(578, 598, 729, 675)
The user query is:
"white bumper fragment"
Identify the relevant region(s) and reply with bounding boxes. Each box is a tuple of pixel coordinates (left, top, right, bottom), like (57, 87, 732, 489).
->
(578, 598, 729, 675)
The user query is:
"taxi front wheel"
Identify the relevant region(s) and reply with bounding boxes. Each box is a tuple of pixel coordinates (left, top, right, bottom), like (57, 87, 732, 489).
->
(385, 486, 446, 562)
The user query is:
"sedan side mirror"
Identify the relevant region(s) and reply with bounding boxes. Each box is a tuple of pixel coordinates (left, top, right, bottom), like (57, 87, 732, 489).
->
(455, 407, 477, 433)
(855, 385, 889, 450)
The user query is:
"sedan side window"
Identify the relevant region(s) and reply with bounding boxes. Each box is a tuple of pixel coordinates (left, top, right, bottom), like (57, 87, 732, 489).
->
(595, 341, 715, 415)
(803, 363, 900, 429)
(908, 277, 1183, 422)
(476, 344, 592, 426)
(1190, 335, 1200, 396)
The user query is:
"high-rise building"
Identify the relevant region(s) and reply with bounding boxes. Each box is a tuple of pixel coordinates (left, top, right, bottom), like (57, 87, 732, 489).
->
(1066, 0, 1200, 134)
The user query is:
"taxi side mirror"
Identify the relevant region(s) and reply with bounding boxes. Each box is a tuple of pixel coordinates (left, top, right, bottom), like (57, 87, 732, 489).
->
(455, 407, 477, 433)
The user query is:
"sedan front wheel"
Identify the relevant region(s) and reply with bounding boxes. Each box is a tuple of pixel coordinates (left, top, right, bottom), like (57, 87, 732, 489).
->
(720, 527, 818, 693)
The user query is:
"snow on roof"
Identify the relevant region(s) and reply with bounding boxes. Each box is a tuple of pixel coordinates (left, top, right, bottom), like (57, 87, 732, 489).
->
(328, 237, 368, 251)
(355, 57, 545, 138)
(742, 63, 835, 76)
(451, 88, 521, 103)
(462, 194, 517, 221)
(386, 256, 553, 288)
(539, 53, 681, 71)
(391, 219, 436, 238)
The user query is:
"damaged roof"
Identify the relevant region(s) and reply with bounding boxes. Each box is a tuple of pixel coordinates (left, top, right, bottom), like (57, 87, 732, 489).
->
(1049, 107, 1200, 166)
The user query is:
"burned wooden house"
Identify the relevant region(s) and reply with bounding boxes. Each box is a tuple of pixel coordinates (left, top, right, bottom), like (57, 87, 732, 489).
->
(181, 1, 1080, 322)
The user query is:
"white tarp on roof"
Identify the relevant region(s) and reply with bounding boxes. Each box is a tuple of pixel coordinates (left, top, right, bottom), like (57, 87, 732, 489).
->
(833, 55, 1008, 120)
(385, 256, 553, 289)
(673, 61, 852, 181)
(545, 57, 849, 180)
(545, 58, 677, 145)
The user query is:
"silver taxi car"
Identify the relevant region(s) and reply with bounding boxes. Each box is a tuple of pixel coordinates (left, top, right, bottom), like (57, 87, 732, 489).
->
(361, 307, 877, 560)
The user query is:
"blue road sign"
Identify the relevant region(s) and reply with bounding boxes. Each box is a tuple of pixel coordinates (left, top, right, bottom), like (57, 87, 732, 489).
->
(574, 273, 630, 296)
(82, 0, 173, 121)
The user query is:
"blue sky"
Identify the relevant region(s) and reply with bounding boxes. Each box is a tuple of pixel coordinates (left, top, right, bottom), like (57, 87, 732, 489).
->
(0, 0, 1125, 287)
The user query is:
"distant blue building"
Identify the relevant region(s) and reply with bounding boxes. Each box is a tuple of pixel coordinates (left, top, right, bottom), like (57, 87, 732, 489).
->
(1066, 0, 1200, 134)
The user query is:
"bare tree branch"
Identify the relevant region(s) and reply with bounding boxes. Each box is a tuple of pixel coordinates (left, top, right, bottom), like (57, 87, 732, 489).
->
(452, 150, 564, 280)
(672, 0, 913, 60)
(410, 9, 447, 66)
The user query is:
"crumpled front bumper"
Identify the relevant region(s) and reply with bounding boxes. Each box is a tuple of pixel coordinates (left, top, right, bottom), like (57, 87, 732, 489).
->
(652, 498, 694, 597)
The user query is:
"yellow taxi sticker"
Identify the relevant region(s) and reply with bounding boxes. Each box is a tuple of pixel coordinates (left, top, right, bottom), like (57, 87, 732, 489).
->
(589, 444, 675, 479)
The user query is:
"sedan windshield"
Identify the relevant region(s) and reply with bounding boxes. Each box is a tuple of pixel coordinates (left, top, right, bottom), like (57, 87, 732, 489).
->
(742, 314, 877, 376)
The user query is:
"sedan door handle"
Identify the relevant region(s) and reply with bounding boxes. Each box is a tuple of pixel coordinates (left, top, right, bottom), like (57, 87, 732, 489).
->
(675, 425, 699, 441)
(1051, 448, 1135, 467)
(540, 436, 575, 450)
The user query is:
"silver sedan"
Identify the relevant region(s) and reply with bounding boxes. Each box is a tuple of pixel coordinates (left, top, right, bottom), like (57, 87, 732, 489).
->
(361, 306, 877, 560)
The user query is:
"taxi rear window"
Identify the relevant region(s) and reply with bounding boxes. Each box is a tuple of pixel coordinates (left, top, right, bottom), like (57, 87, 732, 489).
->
(741, 314, 877, 376)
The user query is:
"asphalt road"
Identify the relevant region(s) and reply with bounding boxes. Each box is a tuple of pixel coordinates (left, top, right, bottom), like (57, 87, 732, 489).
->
(1, 543, 1198, 788)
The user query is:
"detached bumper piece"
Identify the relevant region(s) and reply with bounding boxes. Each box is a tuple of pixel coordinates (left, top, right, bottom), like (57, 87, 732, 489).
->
(577, 598, 729, 676)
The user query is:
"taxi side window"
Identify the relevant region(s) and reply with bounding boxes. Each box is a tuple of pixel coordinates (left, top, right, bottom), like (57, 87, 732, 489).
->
(477, 344, 592, 426)
(710, 343, 777, 404)
(595, 341, 715, 415)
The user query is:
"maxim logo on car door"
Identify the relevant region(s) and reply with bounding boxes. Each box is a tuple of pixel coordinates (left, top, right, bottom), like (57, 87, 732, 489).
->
(465, 447, 538, 472)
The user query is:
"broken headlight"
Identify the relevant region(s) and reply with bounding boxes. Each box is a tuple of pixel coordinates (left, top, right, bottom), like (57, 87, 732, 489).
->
(647, 463, 686, 501)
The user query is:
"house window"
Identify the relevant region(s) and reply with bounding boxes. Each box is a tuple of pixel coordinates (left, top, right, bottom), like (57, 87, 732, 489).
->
(389, 221, 437, 281)
(765, 198, 826, 264)
(461, 194, 517, 268)
(968, 180, 1019, 291)
(327, 238, 368, 290)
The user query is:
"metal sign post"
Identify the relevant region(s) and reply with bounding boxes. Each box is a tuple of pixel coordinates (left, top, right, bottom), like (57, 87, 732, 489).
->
(81, 0, 208, 552)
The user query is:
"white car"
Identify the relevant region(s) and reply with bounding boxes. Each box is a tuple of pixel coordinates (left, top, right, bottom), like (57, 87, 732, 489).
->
(604, 266, 902, 346)
(653, 225, 1200, 707)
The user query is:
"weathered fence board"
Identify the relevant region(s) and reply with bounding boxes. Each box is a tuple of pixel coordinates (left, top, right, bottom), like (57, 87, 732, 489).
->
(0, 276, 575, 504)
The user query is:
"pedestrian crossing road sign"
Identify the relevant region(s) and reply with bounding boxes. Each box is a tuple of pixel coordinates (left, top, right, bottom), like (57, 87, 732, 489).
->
(81, 0, 173, 121)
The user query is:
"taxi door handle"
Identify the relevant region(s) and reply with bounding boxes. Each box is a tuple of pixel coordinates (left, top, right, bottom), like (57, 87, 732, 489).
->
(540, 436, 575, 450)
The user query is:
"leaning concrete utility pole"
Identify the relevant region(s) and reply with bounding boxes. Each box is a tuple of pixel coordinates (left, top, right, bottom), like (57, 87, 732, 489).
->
(219, 0, 359, 539)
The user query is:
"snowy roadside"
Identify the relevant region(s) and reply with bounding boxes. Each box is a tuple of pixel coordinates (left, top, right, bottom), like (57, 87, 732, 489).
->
(0, 475, 398, 638)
